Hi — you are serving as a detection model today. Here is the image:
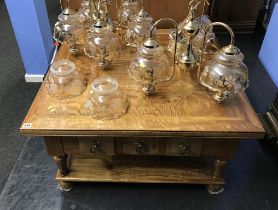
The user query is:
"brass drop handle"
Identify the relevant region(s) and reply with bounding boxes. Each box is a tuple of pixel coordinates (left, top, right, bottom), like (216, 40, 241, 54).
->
(90, 141, 104, 154)
(134, 141, 148, 154)
(179, 143, 192, 156)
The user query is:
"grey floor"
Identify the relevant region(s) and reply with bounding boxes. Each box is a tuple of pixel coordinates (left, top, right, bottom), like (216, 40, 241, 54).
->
(0, 0, 278, 209)
(0, 0, 40, 193)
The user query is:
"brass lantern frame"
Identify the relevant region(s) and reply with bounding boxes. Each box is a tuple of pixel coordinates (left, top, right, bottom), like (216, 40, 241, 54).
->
(129, 18, 178, 96)
(197, 21, 235, 79)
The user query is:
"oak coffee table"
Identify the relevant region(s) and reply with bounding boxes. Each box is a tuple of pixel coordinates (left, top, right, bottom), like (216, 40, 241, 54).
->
(21, 33, 265, 194)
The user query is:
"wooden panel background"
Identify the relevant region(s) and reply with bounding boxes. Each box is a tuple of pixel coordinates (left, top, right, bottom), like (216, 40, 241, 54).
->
(61, 0, 260, 32)
(62, 0, 207, 28)
(211, 0, 261, 33)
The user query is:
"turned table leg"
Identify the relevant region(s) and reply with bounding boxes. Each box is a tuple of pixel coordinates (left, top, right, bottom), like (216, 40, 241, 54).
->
(53, 154, 70, 177)
(207, 159, 228, 195)
(53, 154, 73, 191)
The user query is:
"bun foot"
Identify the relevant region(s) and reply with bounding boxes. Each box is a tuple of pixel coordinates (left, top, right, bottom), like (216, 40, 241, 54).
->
(57, 180, 73, 192)
(207, 184, 224, 195)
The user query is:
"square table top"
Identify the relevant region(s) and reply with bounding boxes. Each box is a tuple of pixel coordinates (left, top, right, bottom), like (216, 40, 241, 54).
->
(20, 32, 265, 139)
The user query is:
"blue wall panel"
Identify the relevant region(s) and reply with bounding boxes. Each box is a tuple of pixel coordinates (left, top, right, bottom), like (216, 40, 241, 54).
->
(259, 4, 278, 88)
(5, 0, 54, 75)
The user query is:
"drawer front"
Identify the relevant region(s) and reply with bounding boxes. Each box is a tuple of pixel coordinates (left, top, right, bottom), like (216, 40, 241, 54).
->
(79, 137, 115, 155)
(165, 138, 203, 157)
(121, 138, 159, 155)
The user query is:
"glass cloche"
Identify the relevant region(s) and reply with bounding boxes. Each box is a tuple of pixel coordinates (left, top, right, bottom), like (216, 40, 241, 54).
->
(86, 76, 129, 120)
(46, 59, 87, 99)
(199, 22, 249, 103)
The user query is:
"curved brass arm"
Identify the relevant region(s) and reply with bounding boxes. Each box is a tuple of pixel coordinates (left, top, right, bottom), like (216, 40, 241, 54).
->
(198, 22, 235, 78)
(149, 18, 178, 84)
(202, 0, 210, 16)
(188, 0, 201, 10)
(204, 22, 235, 46)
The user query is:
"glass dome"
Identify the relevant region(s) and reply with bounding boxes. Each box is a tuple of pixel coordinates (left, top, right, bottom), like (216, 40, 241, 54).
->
(86, 76, 129, 120)
(46, 59, 87, 99)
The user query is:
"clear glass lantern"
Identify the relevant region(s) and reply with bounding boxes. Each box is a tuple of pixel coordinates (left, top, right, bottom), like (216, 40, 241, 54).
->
(168, 29, 187, 58)
(76, 0, 91, 27)
(55, 7, 86, 39)
(86, 0, 115, 31)
(199, 22, 249, 103)
(125, 8, 153, 47)
(192, 15, 216, 54)
(129, 18, 178, 96)
(46, 59, 87, 99)
(84, 18, 120, 70)
(86, 76, 129, 120)
(117, 0, 139, 29)
(54, 6, 86, 55)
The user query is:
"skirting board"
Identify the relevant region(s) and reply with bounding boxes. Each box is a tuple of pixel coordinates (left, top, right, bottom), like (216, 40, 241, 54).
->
(25, 74, 44, 83)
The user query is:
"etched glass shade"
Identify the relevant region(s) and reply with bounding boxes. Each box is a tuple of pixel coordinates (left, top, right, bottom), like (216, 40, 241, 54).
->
(200, 45, 249, 103)
(46, 59, 87, 99)
(86, 76, 129, 120)
(129, 42, 170, 83)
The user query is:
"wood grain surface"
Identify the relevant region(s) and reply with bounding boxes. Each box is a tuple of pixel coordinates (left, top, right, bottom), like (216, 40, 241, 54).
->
(20, 31, 265, 138)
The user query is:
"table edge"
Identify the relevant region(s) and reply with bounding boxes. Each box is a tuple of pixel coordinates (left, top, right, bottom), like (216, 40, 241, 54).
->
(20, 128, 265, 139)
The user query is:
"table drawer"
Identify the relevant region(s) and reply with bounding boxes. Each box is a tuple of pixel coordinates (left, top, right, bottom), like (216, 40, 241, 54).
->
(165, 138, 203, 157)
(121, 138, 159, 155)
(79, 137, 115, 155)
